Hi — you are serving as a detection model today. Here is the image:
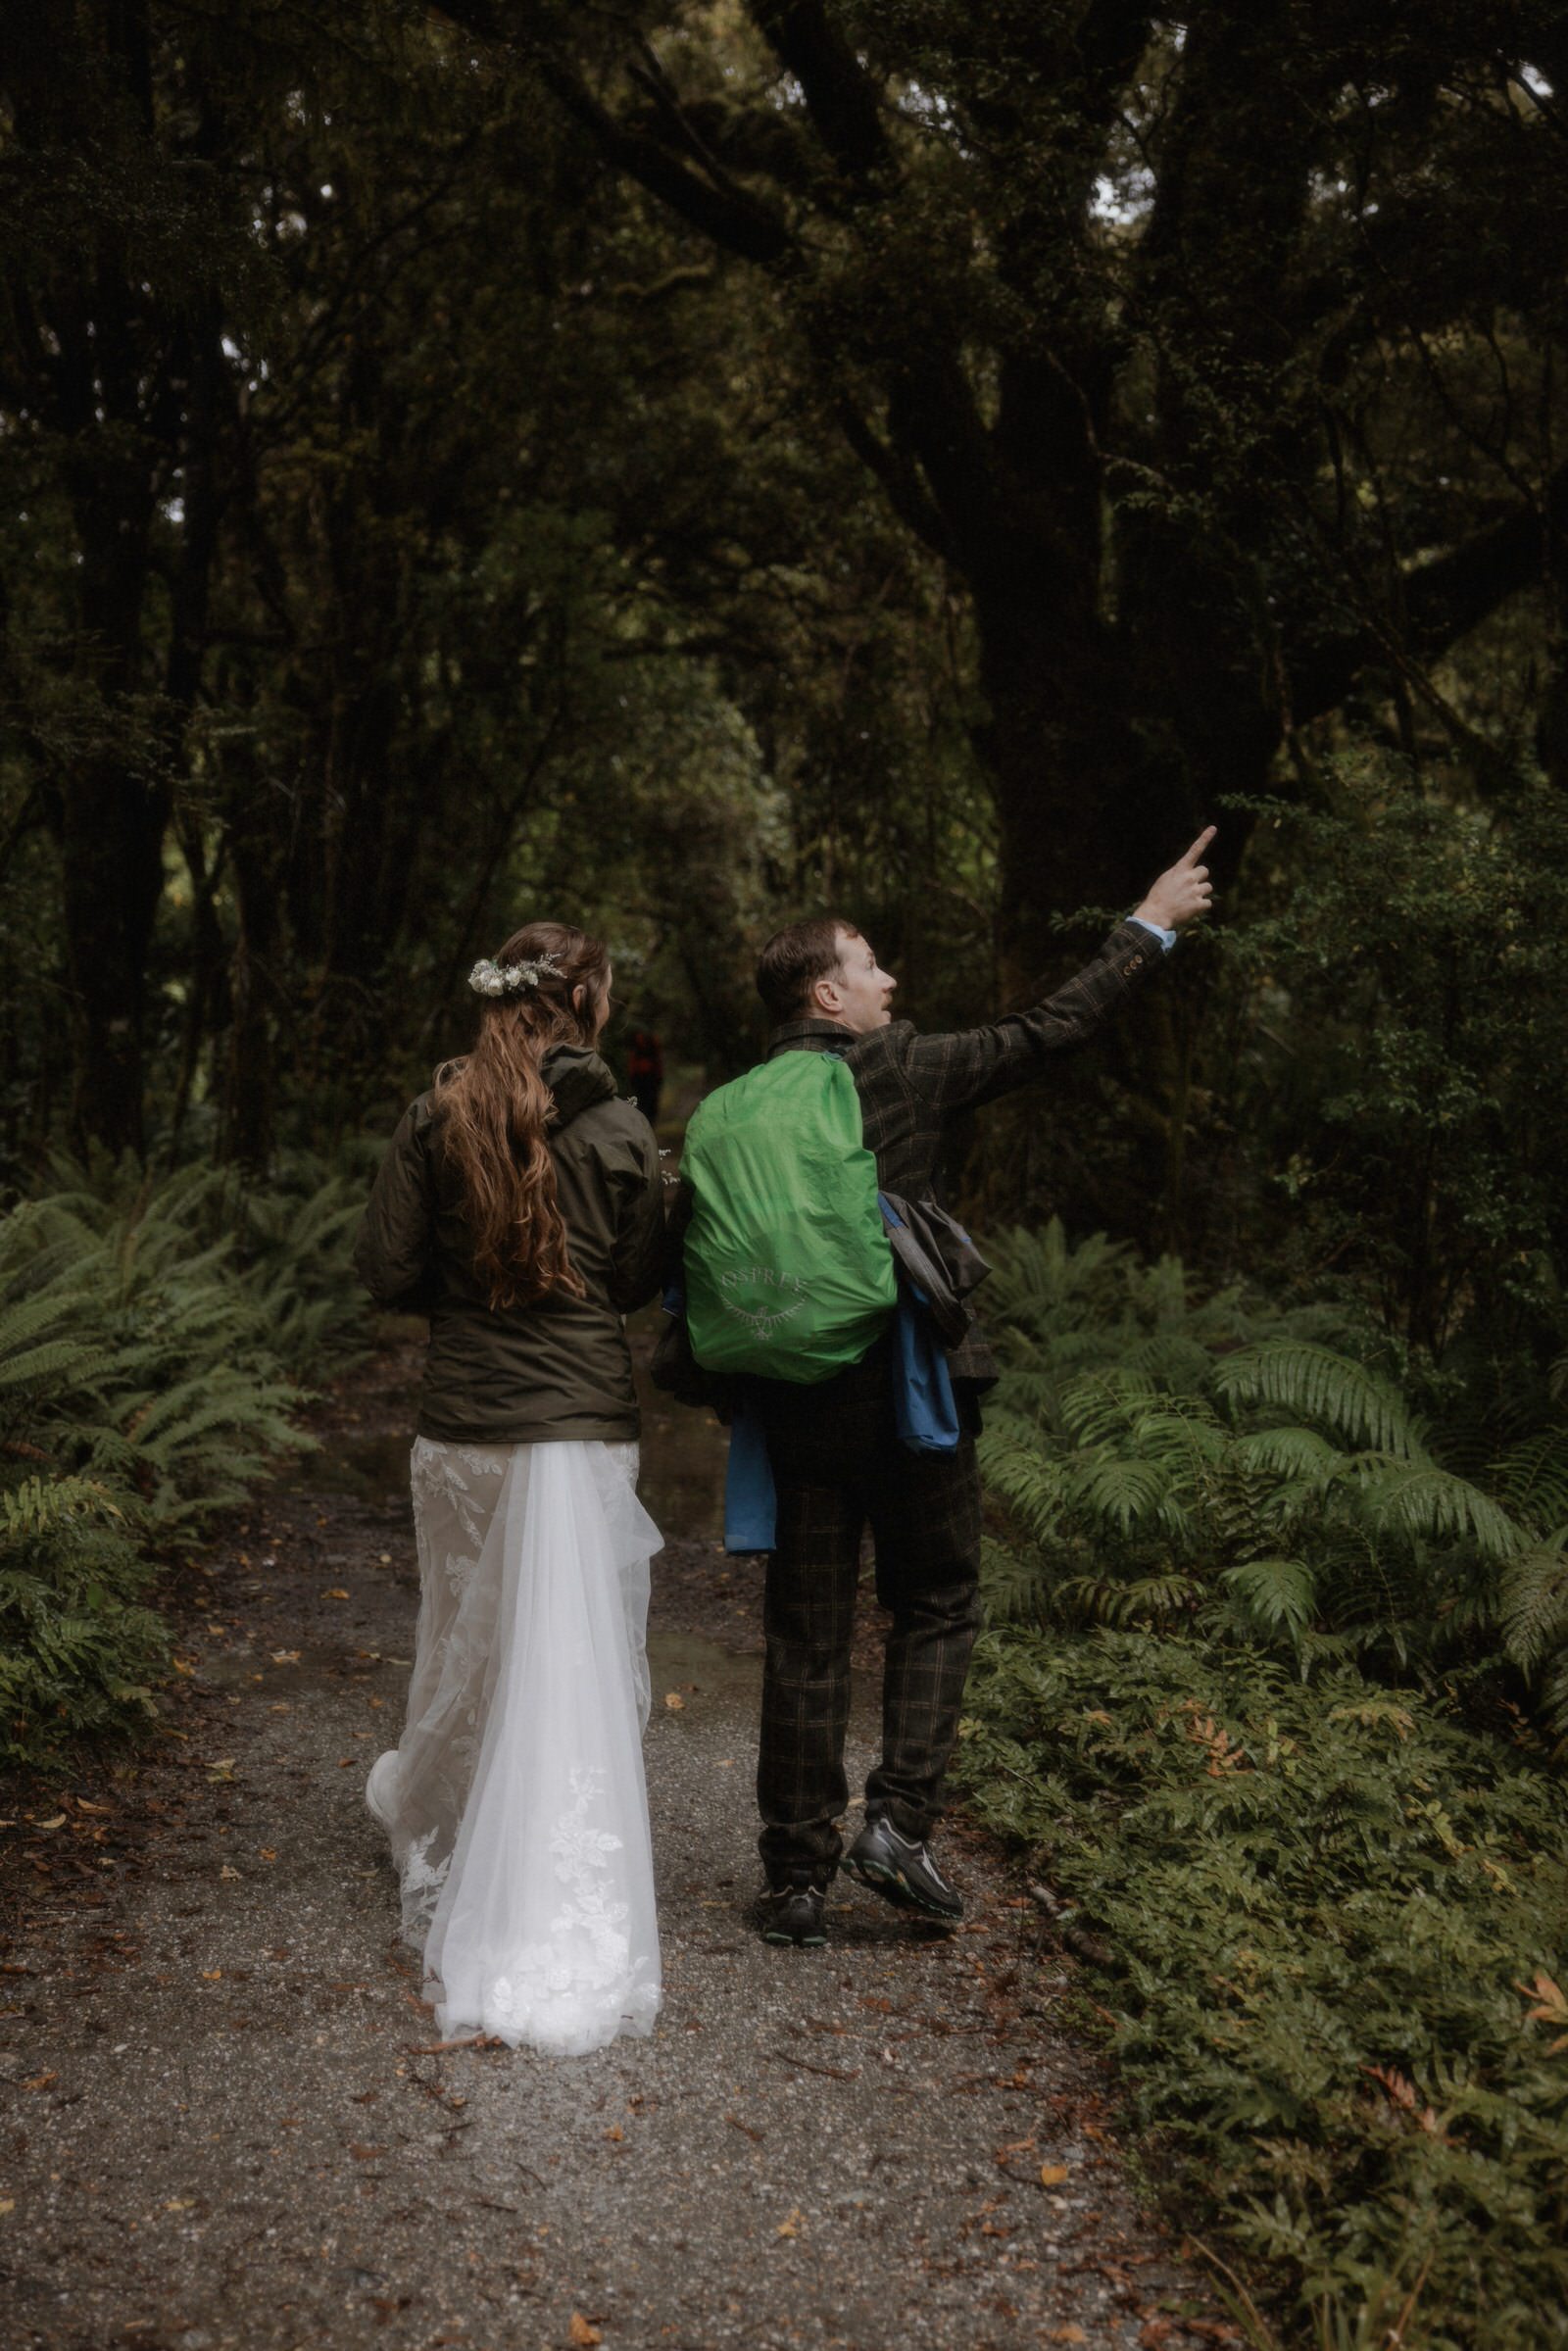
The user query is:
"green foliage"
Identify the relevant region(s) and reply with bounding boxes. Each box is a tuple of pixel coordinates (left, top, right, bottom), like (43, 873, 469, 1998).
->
(1216, 765, 1568, 1363)
(965, 1220, 1568, 2344)
(0, 1477, 165, 1769)
(0, 1156, 368, 1768)
(956, 1632, 1568, 2351)
(979, 1220, 1568, 1726)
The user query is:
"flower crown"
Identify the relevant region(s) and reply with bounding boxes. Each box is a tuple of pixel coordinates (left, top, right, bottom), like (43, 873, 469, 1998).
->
(467, 952, 565, 998)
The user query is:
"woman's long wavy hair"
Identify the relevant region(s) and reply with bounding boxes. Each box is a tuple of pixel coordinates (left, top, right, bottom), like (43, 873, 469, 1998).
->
(433, 921, 611, 1311)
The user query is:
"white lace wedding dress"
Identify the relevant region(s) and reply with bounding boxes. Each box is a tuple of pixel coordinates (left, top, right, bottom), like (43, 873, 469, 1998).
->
(365, 1436, 662, 2056)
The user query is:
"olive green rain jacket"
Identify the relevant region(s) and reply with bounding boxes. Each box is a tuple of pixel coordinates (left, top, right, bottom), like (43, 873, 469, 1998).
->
(353, 1045, 666, 1446)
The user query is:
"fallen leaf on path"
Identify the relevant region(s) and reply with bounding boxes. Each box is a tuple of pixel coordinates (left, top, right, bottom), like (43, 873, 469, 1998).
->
(0, 2198, 14, 2214)
(1050, 2329, 1088, 2344)
(775, 2207, 803, 2239)
(270, 1650, 301, 1665)
(662, 1692, 685, 1711)
(568, 2316, 602, 2346)
(201, 1969, 221, 1981)
(325, 1589, 350, 1598)
(34, 1815, 66, 1832)
(1039, 2163, 1071, 2186)
(22, 2070, 56, 2091)
(220, 1865, 241, 1882)
(604, 2125, 624, 2142)
(349, 2143, 386, 2160)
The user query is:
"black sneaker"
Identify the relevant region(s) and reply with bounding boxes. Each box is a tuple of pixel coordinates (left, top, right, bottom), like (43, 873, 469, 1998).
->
(843, 1815, 963, 1924)
(756, 1873, 828, 1947)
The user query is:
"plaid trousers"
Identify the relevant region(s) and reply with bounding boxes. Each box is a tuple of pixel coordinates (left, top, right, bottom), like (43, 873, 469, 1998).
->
(753, 1340, 982, 1882)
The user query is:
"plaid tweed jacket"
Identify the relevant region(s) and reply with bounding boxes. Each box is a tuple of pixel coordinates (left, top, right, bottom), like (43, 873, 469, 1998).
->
(767, 919, 1167, 1384)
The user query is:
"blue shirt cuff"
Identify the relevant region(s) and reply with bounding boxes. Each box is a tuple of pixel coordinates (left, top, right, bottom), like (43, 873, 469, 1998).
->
(1127, 914, 1177, 953)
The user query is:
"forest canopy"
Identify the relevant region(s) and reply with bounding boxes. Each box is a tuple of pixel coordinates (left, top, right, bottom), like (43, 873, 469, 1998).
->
(2, 1, 1566, 1358)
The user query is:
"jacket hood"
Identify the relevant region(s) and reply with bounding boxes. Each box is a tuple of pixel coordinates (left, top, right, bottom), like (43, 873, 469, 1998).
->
(542, 1044, 619, 1127)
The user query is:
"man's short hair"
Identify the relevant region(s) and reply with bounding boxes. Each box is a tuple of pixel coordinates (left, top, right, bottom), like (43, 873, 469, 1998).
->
(756, 916, 860, 1025)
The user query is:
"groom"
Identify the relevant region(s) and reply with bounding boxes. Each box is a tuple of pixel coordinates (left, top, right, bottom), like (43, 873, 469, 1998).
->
(748, 830, 1216, 1945)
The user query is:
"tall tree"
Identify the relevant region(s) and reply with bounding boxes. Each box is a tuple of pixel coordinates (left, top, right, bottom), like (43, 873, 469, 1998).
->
(0, 0, 254, 1150)
(437, 1, 1568, 963)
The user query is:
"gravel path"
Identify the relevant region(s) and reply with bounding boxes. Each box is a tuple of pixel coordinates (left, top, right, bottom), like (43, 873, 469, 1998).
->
(1, 1342, 1229, 2351)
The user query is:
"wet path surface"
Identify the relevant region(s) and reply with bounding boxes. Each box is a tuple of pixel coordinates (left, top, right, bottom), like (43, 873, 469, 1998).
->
(0, 1342, 1226, 2351)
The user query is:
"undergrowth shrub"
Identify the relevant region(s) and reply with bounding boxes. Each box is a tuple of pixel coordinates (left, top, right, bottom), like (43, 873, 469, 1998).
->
(979, 1221, 1568, 1733)
(956, 1634, 1568, 2349)
(0, 1155, 368, 1768)
(963, 1222, 1568, 2346)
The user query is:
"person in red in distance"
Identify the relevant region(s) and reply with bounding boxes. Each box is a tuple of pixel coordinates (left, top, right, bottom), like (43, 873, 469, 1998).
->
(625, 1025, 663, 1124)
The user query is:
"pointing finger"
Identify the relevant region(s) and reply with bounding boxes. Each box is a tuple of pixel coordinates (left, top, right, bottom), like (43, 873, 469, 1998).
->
(1179, 825, 1218, 867)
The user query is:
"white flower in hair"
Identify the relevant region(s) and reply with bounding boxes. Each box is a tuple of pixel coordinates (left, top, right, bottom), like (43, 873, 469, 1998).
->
(467, 952, 566, 998)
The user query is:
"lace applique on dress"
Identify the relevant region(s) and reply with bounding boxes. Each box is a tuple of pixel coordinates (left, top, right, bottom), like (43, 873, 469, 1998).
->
(411, 1437, 508, 1568)
(487, 1768, 659, 2040)
(400, 1823, 450, 1937)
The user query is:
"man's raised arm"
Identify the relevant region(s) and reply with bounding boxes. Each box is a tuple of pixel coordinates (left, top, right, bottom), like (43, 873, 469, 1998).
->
(904, 828, 1216, 1114)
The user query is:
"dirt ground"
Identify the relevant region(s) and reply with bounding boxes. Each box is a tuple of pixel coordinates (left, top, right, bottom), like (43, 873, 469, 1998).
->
(0, 1334, 1236, 2351)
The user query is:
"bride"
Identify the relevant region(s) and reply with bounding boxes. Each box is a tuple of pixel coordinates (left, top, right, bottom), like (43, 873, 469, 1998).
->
(353, 921, 666, 2056)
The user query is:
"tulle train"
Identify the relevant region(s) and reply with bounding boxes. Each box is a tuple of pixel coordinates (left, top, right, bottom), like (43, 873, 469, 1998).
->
(366, 1437, 662, 2056)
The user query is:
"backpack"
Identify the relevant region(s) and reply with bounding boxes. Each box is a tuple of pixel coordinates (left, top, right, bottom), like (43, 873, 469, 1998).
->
(680, 1052, 899, 1383)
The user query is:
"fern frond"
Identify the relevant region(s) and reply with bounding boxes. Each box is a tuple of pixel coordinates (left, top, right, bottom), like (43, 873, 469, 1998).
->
(1229, 1426, 1343, 1482)
(1067, 1452, 1177, 1535)
(1054, 1571, 1203, 1628)
(1497, 1542, 1568, 1673)
(1349, 1460, 1525, 1561)
(1482, 1433, 1568, 1539)
(1056, 1369, 1161, 1445)
(1214, 1344, 1419, 1456)
(0, 1475, 124, 1543)
(1220, 1556, 1317, 1641)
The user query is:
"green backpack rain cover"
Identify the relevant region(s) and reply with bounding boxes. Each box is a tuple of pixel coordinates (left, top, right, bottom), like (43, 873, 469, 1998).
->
(681, 1053, 898, 1383)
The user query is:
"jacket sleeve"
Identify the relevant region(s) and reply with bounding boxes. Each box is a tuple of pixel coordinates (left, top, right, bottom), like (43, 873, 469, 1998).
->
(607, 1121, 668, 1313)
(902, 920, 1166, 1114)
(353, 1102, 440, 1311)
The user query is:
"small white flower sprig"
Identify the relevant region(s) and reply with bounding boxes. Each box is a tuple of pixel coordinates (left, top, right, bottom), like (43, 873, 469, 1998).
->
(467, 952, 566, 998)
